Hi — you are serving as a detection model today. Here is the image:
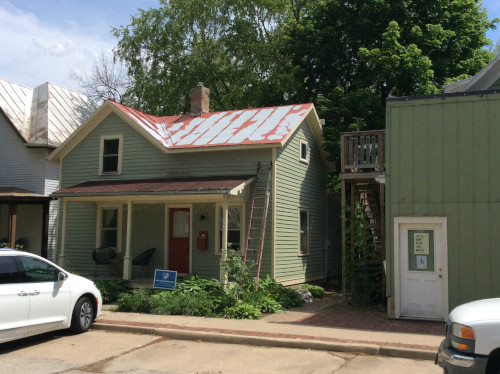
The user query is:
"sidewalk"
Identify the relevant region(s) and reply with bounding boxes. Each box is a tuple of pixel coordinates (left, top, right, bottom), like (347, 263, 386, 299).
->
(93, 294, 444, 361)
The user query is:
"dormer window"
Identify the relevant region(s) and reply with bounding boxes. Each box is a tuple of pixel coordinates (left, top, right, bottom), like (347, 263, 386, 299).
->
(99, 135, 122, 175)
(300, 139, 309, 164)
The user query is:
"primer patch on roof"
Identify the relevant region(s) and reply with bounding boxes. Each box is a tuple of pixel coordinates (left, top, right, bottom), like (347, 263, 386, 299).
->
(110, 101, 312, 150)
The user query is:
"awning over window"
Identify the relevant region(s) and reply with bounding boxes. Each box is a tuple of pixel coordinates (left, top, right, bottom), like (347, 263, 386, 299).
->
(52, 175, 255, 198)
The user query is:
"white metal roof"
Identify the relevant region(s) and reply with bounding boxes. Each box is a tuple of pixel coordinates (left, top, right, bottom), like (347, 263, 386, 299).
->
(0, 78, 94, 147)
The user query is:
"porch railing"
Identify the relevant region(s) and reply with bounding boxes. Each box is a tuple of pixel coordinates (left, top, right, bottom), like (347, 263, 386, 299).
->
(340, 130, 385, 173)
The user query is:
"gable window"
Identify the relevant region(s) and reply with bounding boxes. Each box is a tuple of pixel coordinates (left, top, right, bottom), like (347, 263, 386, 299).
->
(299, 209, 309, 255)
(215, 203, 244, 254)
(300, 139, 309, 163)
(97, 206, 122, 251)
(99, 135, 122, 174)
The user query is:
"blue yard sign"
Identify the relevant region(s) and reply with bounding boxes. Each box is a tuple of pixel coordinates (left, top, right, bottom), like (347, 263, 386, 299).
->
(153, 269, 177, 290)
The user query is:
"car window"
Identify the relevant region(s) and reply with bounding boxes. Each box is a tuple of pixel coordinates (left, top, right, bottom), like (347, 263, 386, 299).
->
(18, 256, 58, 283)
(0, 256, 21, 284)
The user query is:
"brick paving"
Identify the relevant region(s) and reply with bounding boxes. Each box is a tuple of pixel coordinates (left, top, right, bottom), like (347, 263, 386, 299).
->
(294, 303, 445, 336)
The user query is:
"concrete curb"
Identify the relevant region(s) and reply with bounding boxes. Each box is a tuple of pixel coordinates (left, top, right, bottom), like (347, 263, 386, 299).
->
(92, 322, 436, 361)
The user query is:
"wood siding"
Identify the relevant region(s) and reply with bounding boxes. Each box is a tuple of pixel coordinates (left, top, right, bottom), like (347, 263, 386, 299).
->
(275, 119, 330, 284)
(0, 114, 46, 194)
(58, 113, 274, 278)
(386, 92, 500, 310)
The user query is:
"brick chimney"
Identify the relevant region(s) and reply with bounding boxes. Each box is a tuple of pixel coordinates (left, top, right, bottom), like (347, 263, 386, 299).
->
(190, 82, 210, 116)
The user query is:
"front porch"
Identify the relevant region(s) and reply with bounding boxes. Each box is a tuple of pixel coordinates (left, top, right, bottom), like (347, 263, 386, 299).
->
(53, 176, 255, 281)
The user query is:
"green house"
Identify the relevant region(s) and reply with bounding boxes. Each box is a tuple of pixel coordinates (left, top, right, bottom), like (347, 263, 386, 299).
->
(385, 55, 500, 320)
(49, 85, 340, 286)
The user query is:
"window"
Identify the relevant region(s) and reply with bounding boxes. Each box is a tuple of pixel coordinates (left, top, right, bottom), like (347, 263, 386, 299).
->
(18, 256, 58, 283)
(98, 206, 122, 251)
(99, 135, 122, 174)
(300, 139, 309, 163)
(299, 209, 309, 255)
(216, 204, 244, 253)
(0, 256, 21, 284)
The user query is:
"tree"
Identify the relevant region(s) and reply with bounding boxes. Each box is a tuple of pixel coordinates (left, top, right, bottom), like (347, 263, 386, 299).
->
(112, 0, 497, 167)
(112, 0, 306, 115)
(283, 0, 497, 164)
(72, 50, 129, 106)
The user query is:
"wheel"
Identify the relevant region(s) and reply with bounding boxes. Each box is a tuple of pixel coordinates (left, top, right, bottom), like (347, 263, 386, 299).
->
(70, 297, 94, 333)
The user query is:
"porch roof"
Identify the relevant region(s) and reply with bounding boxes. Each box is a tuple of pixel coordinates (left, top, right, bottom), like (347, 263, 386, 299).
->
(0, 187, 49, 201)
(52, 175, 255, 198)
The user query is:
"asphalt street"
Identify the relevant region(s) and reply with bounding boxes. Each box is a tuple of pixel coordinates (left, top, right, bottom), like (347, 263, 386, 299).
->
(0, 330, 441, 374)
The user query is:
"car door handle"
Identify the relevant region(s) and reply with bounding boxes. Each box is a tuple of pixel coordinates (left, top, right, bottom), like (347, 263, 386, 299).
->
(18, 291, 29, 296)
(29, 291, 40, 296)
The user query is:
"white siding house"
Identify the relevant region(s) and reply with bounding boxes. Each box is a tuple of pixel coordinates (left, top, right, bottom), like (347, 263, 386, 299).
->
(0, 78, 93, 260)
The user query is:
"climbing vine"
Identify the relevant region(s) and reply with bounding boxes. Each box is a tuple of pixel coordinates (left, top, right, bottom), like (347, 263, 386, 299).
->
(344, 202, 383, 305)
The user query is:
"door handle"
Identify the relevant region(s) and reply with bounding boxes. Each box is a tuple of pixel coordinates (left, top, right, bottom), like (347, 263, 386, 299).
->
(18, 291, 29, 296)
(30, 291, 40, 296)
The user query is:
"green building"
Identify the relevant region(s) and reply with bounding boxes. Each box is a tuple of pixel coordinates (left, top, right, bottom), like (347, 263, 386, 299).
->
(49, 85, 341, 286)
(385, 55, 500, 320)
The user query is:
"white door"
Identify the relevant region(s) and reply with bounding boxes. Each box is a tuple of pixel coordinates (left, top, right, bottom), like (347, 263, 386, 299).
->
(17, 255, 72, 334)
(398, 220, 447, 320)
(0, 255, 29, 342)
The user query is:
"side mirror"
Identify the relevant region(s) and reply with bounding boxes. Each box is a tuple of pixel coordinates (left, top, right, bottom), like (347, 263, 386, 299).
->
(58, 272, 68, 283)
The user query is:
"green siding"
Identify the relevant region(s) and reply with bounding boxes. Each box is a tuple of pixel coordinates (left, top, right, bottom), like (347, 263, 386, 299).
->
(275, 119, 331, 283)
(192, 202, 220, 278)
(386, 93, 500, 310)
(58, 112, 274, 279)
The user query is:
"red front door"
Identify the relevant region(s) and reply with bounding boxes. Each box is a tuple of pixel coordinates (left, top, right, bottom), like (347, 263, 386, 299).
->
(169, 208, 190, 273)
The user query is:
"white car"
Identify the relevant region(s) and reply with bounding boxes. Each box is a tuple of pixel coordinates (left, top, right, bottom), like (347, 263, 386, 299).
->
(436, 298, 500, 374)
(0, 248, 102, 343)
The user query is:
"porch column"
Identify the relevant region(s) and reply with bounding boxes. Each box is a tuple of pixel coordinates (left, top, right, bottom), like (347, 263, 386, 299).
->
(220, 194, 229, 284)
(123, 200, 133, 280)
(41, 200, 49, 259)
(58, 199, 68, 267)
(8, 202, 16, 249)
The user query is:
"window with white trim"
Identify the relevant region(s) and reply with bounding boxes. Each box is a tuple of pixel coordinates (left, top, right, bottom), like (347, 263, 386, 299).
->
(99, 135, 122, 174)
(300, 139, 309, 163)
(215, 203, 244, 254)
(299, 209, 309, 255)
(97, 206, 122, 251)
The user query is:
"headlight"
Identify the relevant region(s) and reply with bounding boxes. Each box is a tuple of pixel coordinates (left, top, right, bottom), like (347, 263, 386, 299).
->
(450, 323, 475, 352)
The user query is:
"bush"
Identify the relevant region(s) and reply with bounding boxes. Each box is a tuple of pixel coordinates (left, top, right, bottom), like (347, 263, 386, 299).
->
(241, 289, 283, 314)
(151, 290, 218, 316)
(223, 302, 262, 319)
(95, 279, 129, 303)
(301, 284, 325, 298)
(259, 275, 303, 309)
(116, 288, 153, 313)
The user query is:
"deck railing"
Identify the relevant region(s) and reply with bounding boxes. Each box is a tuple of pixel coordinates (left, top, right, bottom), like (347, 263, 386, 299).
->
(341, 130, 385, 173)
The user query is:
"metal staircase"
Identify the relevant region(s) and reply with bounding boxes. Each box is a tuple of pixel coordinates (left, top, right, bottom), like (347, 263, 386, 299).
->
(243, 161, 272, 287)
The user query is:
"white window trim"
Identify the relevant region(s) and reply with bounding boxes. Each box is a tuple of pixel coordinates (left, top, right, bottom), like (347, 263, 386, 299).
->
(96, 204, 123, 252)
(299, 138, 309, 164)
(298, 208, 309, 256)
(215, 202, 245, 255)
(99, 134, 123, 175)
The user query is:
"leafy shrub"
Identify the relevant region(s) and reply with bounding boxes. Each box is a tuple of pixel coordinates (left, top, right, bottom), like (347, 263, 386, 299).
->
(95, 279, 129, 303)
(259, 275, 303, 309)
(176, 275, 225, 296)
(241, 289, 283, 314)
(223, 302, 262, 319)
(116, 288, 153, 313)
(151, 290, 217, 316)
(301, 284, 325, 299)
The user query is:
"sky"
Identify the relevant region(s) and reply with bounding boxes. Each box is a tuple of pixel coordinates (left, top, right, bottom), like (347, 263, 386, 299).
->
(1, 0, 500, 93)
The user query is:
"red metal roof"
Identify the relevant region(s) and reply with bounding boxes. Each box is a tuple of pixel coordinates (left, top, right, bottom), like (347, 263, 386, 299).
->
(54, 176, 254, 197)
(109, 100, 313, 150)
